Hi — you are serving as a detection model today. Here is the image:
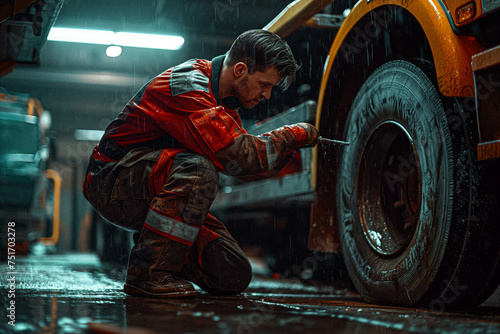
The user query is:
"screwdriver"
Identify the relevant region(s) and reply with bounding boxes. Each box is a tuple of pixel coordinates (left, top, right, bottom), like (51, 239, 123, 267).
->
(318, 136, 350, 146)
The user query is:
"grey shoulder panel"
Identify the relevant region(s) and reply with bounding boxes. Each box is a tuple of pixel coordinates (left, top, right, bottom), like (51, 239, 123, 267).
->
(170, 60, 210, 96)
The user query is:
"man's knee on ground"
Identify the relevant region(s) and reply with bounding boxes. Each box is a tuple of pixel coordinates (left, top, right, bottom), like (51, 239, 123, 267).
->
(218, 260, 252, 295)
(202, 244, 253, 295)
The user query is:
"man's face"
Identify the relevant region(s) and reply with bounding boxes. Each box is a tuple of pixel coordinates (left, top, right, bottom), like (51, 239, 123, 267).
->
(233, 66, 281, 109)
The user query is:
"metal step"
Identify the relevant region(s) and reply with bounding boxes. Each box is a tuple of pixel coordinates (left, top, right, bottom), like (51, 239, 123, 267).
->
(212, 171, 315, 210)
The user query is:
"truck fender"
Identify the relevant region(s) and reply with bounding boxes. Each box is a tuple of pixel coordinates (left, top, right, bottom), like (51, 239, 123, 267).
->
(317, 0, 483, 123)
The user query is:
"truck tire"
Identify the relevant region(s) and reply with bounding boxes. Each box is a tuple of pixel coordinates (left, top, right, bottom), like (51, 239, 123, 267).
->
(336, 60, 500, 309)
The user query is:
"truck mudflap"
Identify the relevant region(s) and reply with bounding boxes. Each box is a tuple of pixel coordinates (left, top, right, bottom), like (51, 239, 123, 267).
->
(211, 100, 317, 211)
(472, 44, 500, 161)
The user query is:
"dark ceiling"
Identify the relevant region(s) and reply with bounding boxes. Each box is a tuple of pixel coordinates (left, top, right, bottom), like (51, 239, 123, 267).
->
(0, 0, 298, 139)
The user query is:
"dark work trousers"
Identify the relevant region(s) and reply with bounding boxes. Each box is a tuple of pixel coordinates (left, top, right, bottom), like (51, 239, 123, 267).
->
(85, 148, 252, 295)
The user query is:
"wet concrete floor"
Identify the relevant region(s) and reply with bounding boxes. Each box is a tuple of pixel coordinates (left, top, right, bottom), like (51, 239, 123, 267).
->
(2, 253, 500, 333)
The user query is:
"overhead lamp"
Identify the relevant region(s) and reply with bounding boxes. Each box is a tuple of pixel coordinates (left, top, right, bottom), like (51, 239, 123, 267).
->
(48, 27, 184, 50)
(106, 45, 122, 58)
(114, 32, 184, 50)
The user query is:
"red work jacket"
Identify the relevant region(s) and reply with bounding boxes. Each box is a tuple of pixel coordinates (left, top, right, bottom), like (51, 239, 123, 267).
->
(85, 56, 308, 197)
(93, 55, 243, 168)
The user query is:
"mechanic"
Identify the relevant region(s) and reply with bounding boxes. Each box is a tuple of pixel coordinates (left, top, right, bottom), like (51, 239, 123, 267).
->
(83, 29, 319, 298)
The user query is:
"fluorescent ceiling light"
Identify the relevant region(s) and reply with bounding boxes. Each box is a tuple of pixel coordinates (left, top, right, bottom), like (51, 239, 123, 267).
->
(48, 27, 184, 50)
(115, 32, 184, 50)
(48, 28, 115, 45)
(74, 129, 105, 141)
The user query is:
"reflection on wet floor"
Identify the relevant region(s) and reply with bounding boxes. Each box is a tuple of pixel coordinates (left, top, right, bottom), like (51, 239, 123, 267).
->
(1, 253, 500, 333)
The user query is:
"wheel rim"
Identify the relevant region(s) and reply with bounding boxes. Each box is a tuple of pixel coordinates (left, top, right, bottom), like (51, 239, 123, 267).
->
(357, 121, 421, 256)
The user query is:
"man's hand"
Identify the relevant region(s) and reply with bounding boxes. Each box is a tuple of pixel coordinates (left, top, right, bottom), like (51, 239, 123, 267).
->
(295, 122, 319, 147)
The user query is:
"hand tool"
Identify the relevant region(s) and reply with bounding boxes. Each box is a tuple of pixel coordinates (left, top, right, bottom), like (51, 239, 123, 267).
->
(318, 136, 350, 146)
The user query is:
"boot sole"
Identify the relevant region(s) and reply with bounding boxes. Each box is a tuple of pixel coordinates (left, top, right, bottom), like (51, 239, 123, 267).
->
(124, 284, 197, 298)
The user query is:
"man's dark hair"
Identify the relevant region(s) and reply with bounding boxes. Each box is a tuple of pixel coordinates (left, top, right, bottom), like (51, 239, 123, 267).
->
(226, 29, 299, 91)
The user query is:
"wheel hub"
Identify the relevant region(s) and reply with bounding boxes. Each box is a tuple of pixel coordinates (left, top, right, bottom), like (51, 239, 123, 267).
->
(357, 121, 421, 256)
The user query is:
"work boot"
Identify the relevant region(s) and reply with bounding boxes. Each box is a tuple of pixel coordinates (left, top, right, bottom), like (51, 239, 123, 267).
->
(125, 225, 196, 298)
(124, 272, 196, 298)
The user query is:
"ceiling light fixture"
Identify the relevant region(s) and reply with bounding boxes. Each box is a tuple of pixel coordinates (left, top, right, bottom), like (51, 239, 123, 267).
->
(48, 27, 184, 50)
(106, 45, 122, 57)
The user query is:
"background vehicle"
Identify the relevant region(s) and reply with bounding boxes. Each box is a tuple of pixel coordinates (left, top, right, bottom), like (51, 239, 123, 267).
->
(214, 0, 500, 309)
(0, 0, 63, 257)
(0, 91, 61, 256)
